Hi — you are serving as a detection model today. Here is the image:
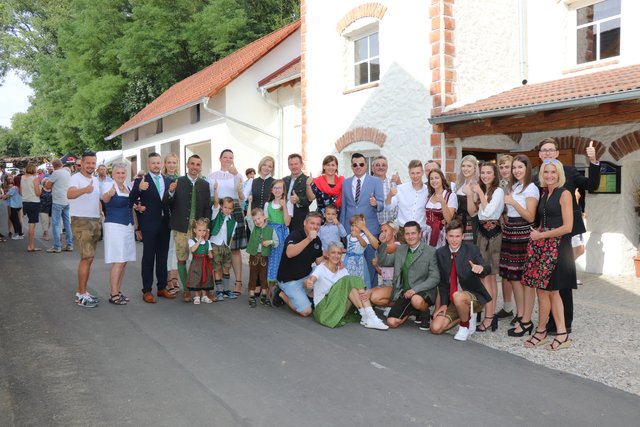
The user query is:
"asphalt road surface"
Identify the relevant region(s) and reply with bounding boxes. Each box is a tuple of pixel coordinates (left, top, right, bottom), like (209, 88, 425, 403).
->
(0, 237, 638, 426)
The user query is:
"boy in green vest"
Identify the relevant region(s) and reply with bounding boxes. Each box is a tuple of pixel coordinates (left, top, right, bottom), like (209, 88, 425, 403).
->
(246, 196, 279, 308)
(210, 180, 237, 300)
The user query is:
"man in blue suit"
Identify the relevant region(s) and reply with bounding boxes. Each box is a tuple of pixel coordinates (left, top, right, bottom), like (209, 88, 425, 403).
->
(340, 153, 385, 288)
(129, 152, 175, 303)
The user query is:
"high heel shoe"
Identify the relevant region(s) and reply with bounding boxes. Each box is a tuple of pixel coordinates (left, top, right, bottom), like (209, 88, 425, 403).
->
(476, 316, 498, 332)
(510, 315, 522, 326)
(508, 319, 533, 337)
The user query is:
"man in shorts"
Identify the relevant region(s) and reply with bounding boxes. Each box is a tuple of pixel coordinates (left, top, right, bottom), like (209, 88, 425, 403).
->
(273, 212, 324, 317)
(370, 221, 440, 330)
(67, 151, 102, 308)
(430, 219, 491, 341)
(164, 155, 212, 302)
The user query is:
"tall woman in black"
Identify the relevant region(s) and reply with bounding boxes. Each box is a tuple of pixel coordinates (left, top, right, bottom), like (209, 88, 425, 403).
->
(523, 160, 574, 350)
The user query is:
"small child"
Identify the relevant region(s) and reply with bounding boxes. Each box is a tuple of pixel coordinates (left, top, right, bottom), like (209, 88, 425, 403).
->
(344, 214, 379, 287)
(40, 179, 53, 241)
(318, 204, 347, 252)
(245, 197, 279, 308)
(265, 179, 291, 298)
(374, 221, 400, 287)
(210, 180, 238, 300)
(187, 218, 215, 304)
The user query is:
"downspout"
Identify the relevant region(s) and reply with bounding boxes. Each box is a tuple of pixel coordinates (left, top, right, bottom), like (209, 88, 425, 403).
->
(439, 0, 447, 172)
(518, 0, 529, 85)
(259, 88, 284, 177)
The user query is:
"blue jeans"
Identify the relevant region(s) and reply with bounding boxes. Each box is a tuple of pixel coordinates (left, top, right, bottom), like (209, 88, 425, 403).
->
(280, 277, 312, 313)
(52, 203, 73, 249)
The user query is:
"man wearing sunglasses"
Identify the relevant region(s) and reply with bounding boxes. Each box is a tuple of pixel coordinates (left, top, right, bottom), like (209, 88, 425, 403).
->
(340, 153, 385, 288)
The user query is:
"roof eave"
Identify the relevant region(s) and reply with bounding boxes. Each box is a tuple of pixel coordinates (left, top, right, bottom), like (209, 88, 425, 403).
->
(429, 89, 640, 125)
(259, 73, 301, 91)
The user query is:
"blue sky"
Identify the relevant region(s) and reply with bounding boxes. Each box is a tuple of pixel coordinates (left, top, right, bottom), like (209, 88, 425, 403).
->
(0, 71, 33, 128)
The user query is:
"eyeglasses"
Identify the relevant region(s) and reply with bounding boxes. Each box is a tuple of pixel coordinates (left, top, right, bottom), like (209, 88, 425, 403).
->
(542, 159, 560, 165)
(352, 162, 365, 168)
(539, 149, 557, 153)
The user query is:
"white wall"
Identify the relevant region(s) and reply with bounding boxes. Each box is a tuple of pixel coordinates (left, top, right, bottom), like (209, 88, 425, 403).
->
(304, 0, 432, 180)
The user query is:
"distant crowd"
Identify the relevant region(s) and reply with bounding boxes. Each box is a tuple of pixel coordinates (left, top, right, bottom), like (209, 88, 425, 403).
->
(0, 137, 600, 349)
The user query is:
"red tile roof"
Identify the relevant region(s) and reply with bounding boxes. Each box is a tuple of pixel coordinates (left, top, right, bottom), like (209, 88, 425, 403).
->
(434, 64, 640, 121)
(108, 20, 301, 139)
(258, 56, 301, 89)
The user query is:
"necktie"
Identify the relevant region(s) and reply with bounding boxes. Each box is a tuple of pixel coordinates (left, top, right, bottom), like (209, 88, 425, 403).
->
(355, 178, 361, 204)
(449, 252, 458, 303)
(153, 175, 161, 196)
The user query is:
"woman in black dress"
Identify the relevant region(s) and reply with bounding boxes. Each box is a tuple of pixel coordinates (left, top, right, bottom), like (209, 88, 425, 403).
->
(522, 159, 574, 350)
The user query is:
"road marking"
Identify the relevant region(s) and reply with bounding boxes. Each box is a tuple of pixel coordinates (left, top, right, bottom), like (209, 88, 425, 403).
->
(371, 361, 387, 369)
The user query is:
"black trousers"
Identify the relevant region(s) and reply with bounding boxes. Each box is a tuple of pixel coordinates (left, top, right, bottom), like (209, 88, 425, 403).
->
(9, 207, 22, 235)
(140, 226, 170, 293)
(547, 287, 574, 330)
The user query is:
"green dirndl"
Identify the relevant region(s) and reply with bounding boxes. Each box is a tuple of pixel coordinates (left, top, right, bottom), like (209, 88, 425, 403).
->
(313, 276, 366, 328)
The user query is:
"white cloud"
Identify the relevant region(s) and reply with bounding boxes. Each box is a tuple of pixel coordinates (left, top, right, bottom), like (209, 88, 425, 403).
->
(0, 71, 33, 128)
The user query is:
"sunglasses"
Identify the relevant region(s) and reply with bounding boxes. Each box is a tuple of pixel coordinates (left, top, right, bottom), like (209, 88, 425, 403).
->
(542, 159, 560, 165)
(352, 162, 365, 168)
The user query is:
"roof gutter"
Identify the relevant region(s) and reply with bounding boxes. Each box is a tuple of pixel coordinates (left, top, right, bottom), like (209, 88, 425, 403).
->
(201, 97, 278, 140)
(429, 89, 640, 125)
(104, 99, 202, 141)
(259, 73, 301, 91)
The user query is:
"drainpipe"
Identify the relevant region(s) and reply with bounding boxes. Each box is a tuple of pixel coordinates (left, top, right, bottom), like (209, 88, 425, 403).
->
(518, 0, 529, 85)
(259, 88, 284, 177)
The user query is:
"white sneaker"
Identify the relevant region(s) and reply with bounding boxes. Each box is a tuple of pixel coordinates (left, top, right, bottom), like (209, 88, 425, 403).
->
(468, 314, 477, 336)
(193, 296, 201, 305)
(364, 316, 389, 330)
(454, 326, 470, 341)
(201, 295, 213, 304)
(382, 307, 391, 317)
(11, 234, 20, 240)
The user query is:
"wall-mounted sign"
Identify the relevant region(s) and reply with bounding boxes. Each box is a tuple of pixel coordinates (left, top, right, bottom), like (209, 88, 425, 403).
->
(592, 161, 621, 194)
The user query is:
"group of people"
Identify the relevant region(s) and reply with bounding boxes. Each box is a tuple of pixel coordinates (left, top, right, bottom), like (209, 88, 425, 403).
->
(0, 137, 600, 348)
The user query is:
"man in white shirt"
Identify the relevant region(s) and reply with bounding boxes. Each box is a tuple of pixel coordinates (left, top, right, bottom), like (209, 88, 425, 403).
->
(47, 159, 74, 253)
(67, 152, 102, 308)
(387, 160, 429, 242)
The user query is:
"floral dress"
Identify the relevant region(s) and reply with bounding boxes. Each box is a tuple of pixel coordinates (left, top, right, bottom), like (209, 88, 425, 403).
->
(344, 233, 370, 285)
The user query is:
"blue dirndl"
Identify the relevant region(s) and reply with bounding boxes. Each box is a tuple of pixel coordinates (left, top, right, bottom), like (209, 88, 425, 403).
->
(267, 222, 289, 282)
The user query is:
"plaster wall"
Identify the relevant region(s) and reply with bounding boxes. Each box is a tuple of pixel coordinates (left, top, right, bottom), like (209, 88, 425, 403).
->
(304, 0, 432, 179)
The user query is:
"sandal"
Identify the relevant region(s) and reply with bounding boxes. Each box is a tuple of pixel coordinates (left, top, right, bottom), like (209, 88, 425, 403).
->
(119, 292, 130, 302)
(233, 280, 243, 296)
(476, 316, 497, 332)
(524, 329, 548, 348)
(109, 294, 128, 305)
(547, 332, 571, 351)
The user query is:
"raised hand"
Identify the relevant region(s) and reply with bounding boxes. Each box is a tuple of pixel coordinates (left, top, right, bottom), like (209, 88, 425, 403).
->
(85, 179, 94, 194)
(290, 191, 299, 205)
(168, 179, 177, 192)
(139, 179, 149, 191)
(213, 179, 219, 191)
(471, 183, 483, 195)
(306, 173, 313, 187)
(586, 140, 597, 163)
(108, 183, 116, 197)
(308, 229, 318, 240)
(389, 185, 397, 197)
(468, 260, 484, 274)
(504, 194, 515, 206)
(369, 192, 377, 207)
(229, 163, 238, 176)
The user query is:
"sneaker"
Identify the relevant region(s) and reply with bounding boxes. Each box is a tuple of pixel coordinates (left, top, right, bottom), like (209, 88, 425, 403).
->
(193, 296, 201, 305)
(201, 295, 213, 304)
(223, 290, 237, 300)
(454, 326, 470, 341)
(419, 316, 431, 331)
(495, 308, 513, 319)
(216, 291, 225, 301)
(364, 316, 389, 330)
(11, 234, 20, 240)
(62, 246, 74, 252)
(413, 315, 423, 325)
(270, 285, 284, 307)
(76, 295, 98, 308)
(76, 292, 99, 303)
(17, 234, 24, 240)
(47, 247, 62, 253)
(260, 293, 271, 307)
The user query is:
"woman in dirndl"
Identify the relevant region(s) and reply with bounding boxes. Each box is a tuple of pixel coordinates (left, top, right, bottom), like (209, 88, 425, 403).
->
(521, 160, 574, 350)
(424, 169, 457, 248)
(500, 155, 540, 337)
(472, 161, 505, 332)
(101, 163, 136, 305)
(208, 149, 246, 296)
(453, 155, 479, 243)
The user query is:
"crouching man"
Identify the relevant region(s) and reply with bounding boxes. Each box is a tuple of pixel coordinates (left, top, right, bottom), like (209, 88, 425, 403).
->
(370, 221, 439, 329)
(430, 219, 491, 341)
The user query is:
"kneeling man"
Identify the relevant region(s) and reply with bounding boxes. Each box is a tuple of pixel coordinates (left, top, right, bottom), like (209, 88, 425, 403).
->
(274, 212, 324, 317)
(371, 221, 439, 328)
(430, 219, 491, 341)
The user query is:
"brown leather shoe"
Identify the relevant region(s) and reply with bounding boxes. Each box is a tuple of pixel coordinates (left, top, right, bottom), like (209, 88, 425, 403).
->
(182, 290, 191, 303)
(157, 289, 176, 299)
(143, 292, 157, 303)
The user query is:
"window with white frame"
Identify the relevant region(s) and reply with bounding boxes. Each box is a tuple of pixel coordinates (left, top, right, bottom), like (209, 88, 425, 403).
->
(353, 31, 380, 86)
(576, 0, 621, 64)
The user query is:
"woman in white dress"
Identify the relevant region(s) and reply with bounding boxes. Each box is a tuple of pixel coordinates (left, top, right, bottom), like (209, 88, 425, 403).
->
(101, 163, 136, 305)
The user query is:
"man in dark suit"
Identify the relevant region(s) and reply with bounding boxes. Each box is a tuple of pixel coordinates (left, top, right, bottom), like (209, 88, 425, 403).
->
(339, 153, 384, 288)
(283, 153, 311, 232)
(164, 154, 212, 303)
(537, 137, 600, 334)
(431, 219, 491, 341)
(129, 152, 175, 303)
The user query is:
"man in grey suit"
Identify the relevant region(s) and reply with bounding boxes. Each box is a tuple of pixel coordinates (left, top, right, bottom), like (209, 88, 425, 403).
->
(340, 153, 384, 288)
(371, 221, 440, 329)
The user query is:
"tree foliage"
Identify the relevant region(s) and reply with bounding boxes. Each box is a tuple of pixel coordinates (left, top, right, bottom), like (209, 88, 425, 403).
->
(0, 0, 299, 156)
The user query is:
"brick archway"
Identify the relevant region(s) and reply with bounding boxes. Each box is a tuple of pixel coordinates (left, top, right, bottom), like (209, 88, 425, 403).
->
(608, 130, 640, 161)
(335, 127, 387, 152)
(551, 136, 606, 159)
(336, 2, 388, 34)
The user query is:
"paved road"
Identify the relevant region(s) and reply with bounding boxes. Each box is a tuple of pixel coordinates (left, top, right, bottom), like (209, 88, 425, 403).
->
(0, 236, 638, 426)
